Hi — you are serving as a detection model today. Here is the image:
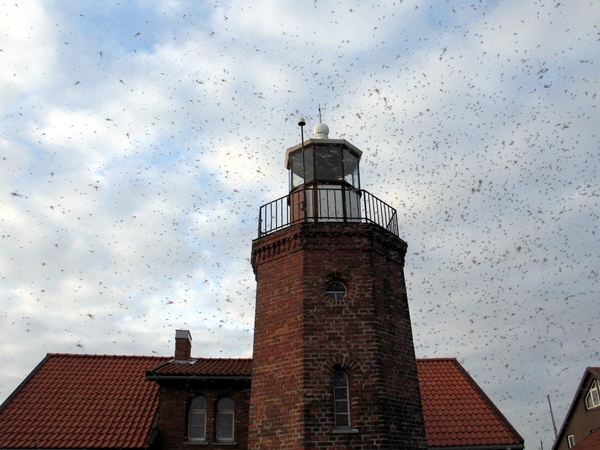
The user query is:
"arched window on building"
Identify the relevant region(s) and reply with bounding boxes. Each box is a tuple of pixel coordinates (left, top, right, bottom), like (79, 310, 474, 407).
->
(333, 371, 351, 428)
(187, 396, 207, 442)
(216, 397, 235, 442)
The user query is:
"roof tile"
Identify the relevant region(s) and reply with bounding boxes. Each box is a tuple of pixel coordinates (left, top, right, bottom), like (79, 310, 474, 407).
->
(148, 357, 252, 376)
(0, 354, 168, 449)
(417, 358, 523, 448)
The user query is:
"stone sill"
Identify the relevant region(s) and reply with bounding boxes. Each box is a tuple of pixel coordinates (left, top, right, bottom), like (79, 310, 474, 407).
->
(332, 428, 359, 434)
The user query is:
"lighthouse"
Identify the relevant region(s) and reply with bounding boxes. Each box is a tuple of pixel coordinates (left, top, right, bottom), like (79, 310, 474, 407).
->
(248, 120, 426, 449)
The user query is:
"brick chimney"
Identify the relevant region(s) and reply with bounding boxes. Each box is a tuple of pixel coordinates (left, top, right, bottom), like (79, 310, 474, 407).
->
(174, 329, 192, 360)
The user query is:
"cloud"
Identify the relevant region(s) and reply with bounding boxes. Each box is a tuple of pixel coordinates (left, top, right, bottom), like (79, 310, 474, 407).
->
(1, 1, 599, 448)
(0, 3, 59, 113)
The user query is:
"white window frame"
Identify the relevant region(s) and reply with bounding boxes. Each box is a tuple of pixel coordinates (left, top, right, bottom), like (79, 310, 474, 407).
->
(567, 434, 576, 448)
(187, 396, 207, 442)
(216, 397, 235, 442)
(585, 379, 600, 410)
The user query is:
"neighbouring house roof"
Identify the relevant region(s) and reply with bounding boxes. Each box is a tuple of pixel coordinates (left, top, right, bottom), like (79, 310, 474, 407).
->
(552, 366, 600, 450)
(417, 358, 524, 449)
(146, 357, 252, 379)
(0, 354, 169, 450)
(570, 428, 600, 450)
(0, 355, 522, 449)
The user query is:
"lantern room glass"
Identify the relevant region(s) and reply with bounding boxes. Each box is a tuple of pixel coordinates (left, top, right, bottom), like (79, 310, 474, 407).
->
(343, 151, 359, 187)
(289, 145, 360, 190)
(315, 146, 343, 181)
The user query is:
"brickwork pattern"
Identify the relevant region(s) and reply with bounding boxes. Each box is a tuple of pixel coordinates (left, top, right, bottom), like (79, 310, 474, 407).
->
(248, 222, 427, 450)
(248, 225, 306, 449)
(174, 338, 191, 361)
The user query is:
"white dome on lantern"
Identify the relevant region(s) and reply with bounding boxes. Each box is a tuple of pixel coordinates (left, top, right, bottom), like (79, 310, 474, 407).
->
(313, 122, 330, 139)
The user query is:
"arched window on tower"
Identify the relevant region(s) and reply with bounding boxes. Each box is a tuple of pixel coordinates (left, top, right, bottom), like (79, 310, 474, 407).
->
(326, 280, 347, 300)
(216, 397, 235, 442)
(187, 396, 207, 442)
(333, 371, 351, 428)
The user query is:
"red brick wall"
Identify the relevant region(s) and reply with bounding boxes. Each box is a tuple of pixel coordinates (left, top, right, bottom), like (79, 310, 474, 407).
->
(174, 337, 191, 361)
(248, 222, 427, 449)
(248, 224, 306, 448)
(156, 380, 250, 450)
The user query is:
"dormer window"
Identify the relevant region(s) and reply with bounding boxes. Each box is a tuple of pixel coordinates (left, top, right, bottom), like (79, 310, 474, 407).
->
(585, 380, 600, 410)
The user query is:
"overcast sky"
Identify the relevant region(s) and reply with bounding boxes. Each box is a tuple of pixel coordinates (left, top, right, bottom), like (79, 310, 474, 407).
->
(1, 0, 598, 447)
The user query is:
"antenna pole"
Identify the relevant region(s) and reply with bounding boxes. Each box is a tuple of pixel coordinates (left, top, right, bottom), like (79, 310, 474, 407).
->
(296, 117, 308, 213)
(547, 394, 558, 439)
(318, 105, 322, 123)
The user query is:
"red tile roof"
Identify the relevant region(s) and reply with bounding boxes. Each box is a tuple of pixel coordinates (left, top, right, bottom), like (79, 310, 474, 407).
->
(0, 355, 522, 449)
(0, 354, 168, 449)
(417, 358, 523, 448)
(571, 428, 600, 450)
(147, 357, 252, 377)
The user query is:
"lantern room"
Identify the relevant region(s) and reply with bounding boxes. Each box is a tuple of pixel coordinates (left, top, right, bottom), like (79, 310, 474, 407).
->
(285, 123, 362, 191)
(257, 120, 399, 237)
(284, 122, 363, 223)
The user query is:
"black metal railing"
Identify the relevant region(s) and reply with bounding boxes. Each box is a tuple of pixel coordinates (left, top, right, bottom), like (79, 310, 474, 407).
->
(258, 187, 399, 237)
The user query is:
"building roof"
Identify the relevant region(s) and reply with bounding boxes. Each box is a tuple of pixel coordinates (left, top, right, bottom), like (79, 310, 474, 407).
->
(417, 358, 524, 449)
(571, 428, 600, 450)
(0, 354, 168, 449)
(146, 357, 252, 378)
(0, 355, 522, 449)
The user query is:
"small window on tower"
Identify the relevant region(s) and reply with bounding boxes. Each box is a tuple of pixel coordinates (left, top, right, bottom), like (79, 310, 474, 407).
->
(326, 281, 346, 300)
(333, 371, 351, 428)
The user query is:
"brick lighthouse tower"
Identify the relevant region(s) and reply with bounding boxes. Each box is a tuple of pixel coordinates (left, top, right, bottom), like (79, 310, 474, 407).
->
(248, 120, 426, 449)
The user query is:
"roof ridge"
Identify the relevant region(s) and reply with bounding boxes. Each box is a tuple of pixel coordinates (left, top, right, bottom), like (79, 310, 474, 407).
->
(416, 357, 458, 362)
(193, 356, 252, 361)
(44, 354, 253, 360)
(47, 353, 170, 359)
(43, 356, 467, 362)
(450, 358, 524, 445)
